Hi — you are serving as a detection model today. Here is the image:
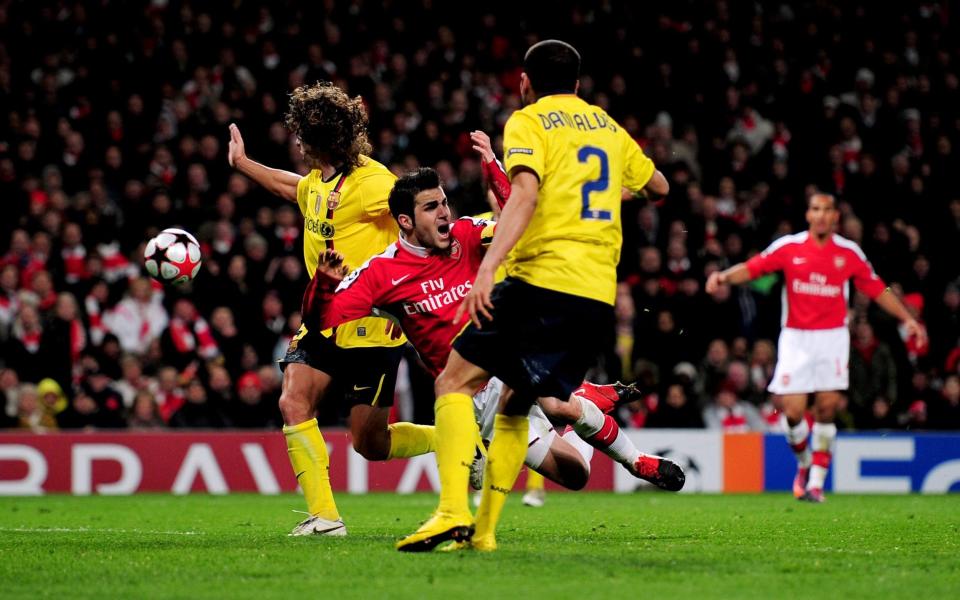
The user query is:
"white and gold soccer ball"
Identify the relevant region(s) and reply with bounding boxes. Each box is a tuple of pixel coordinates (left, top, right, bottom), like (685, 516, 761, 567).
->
(143, 228, 202, 285)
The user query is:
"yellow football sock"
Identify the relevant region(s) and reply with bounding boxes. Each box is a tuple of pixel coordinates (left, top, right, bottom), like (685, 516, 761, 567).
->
(283, 418, 339, 521)
(434, 393, 477, 517)
(474, 414, 529, 545)
(387, 422, 437, 459)
(526, 469, 545, 491)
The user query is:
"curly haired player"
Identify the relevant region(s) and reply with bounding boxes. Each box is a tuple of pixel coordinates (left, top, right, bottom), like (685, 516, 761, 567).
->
(228, 82, 414, 537)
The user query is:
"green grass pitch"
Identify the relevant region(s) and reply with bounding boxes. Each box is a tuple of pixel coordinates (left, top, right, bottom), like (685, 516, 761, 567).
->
(1, 493, 957, 599)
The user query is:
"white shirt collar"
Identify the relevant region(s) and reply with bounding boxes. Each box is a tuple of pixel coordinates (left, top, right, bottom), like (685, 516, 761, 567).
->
(399, 234, 429, 258)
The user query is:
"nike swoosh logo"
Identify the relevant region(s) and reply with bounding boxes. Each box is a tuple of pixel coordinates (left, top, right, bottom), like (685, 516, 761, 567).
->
(353, 385, 372, 391)
(792, 258, 807, 264)
(314, 525, 345, 534)
(295, 471, 306, 480)
(391, 274, 411, 285)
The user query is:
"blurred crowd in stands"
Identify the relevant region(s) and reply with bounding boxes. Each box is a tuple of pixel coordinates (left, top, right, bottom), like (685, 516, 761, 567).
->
(1, 1, 958, 432)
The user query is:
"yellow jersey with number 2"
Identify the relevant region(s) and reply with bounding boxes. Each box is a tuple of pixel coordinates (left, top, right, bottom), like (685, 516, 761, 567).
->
(503, 94, 655, 305)
(296, 156, 404, 348)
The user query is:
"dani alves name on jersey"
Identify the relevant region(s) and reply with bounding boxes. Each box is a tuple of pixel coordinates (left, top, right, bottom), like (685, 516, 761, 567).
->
(536, 110, 618, 133)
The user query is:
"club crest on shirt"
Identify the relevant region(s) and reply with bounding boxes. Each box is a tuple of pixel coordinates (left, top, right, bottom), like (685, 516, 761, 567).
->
(834, 256, 846, 269)
(327, 190, 342, 210)
(314, 190, 342, 213)
(450, 239, 462, 259)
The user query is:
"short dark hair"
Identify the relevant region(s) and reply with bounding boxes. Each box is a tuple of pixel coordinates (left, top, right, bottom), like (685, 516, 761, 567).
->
(388, 167, 441, 223)
(807, 192, 836, 208)
(523, 40, 581, 96)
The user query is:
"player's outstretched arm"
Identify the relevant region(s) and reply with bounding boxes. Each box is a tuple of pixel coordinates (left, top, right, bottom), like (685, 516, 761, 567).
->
(227, 123, 300, 202)
(472, 130, 511, 211)
(706, 263, 753, 294)
(455, 169, 538, 327)
(874, 289, 928, 349)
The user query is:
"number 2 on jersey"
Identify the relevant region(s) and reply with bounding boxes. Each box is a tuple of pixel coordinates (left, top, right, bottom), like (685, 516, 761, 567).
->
(577, 146, 612, 221)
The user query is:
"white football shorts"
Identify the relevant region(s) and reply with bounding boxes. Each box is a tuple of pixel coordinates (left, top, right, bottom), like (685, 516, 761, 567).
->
(768, 326, 850, 395)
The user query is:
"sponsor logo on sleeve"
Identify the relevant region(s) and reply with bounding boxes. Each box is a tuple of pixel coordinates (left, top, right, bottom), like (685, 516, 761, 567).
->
(507, 147, 534, 157)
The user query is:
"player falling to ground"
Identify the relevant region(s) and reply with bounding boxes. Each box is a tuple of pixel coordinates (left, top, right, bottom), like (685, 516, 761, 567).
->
(228, 82, 420, 536)
(706, 193, 927, 502)
(306, 168, 679, 501)
(394, 40, 672, 552)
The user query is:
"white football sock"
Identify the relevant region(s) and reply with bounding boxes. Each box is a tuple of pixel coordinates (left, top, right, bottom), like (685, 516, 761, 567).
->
(780, 413, 812, 468)
(573, 397, 640, 467)
(808, 422, 837, 490)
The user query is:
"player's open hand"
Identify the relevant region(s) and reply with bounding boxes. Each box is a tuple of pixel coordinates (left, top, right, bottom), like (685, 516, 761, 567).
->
(904, 318, 928, 350)
(455, 267, 495, 328)
(317, 248, 349, 280)
(228, 123, 246, 167)
(470, 130, 496, 164)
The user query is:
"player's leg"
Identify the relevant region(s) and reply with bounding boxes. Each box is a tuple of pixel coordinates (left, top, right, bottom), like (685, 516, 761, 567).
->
(396, 348, 489, 552)
(573, 380, 643, 414)
(800, 327, 848, 502)
(522, 470, 547, 506)
(538, 394, 685, 491)
(803, 391, 841, 502)
(768, 328, 814, 499)
(342, 345, 431, 462)
(779, 393, 812, 498)
(278, 356, 344, 536)
(529, 434, 590, 491)
(472, 386, 535, 551)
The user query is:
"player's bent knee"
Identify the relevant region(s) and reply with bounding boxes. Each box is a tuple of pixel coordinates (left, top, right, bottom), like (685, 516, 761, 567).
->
(349, 408, 391, 461)
(352, 435, 389, 461)
(278, 391, 312, 426)
(555, 461, 589, 490)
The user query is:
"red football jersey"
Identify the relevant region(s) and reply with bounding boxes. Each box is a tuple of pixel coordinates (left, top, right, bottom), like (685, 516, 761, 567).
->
(745, 232, 887, 330)
(315, 217, 495, 376)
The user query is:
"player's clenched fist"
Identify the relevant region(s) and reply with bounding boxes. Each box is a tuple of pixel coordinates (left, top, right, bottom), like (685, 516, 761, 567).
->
(705, 271, 725, 294)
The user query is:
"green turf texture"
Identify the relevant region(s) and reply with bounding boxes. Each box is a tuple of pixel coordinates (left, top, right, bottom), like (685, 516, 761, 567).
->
(1, 493, 957, 599)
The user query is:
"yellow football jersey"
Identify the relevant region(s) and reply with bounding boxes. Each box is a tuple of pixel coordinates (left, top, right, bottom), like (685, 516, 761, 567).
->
(503, 94, 655, 305)
(296, 156, 404, 348)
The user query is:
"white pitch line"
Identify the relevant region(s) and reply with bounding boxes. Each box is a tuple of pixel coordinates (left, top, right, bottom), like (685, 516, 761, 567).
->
(0, 527, 204, 536)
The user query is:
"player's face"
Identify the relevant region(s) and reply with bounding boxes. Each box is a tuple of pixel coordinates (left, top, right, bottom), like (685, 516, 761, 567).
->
(806, 195, 838, 237)
(411, 187, 452, 250)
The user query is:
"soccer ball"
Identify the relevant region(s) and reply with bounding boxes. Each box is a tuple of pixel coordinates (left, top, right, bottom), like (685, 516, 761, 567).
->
(144, 228, 202, 285)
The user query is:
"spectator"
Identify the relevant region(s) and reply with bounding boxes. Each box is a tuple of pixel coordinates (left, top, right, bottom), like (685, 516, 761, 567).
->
(128, 390, 166, 430)
(849, 320, 898, 427)
(169, 380, 227, 429)
(698, 339, 731, 404)
(77, 365, 127, 428)
(5, 304, 45, 382)
(929, 375, 960, 430)
(15, 383, 58, 432)
(227, 372, 280, 429)
(702, 382, 765, 433)
(646, 382, 704, 429)
(102, 278, 168, 355)
(155, 366, 186, 423)
(113, 355, 151, 409)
